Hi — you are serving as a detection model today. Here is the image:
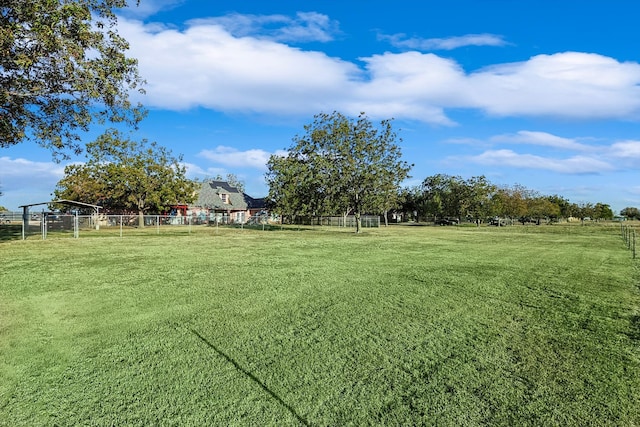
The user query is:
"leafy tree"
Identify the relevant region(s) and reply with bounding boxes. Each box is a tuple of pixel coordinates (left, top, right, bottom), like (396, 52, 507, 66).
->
(266, 112, 412, 233)
(527, 196, 560, 223)
(577, 202, 595, 221)
(420, 174, 496, 221)
(620, 206, 640, 220)
(1, 0, 145, 158)
(54, 129, 196, 226)
(593, 203, 614, 221)
(463, 175, 496, 220)
(399, 185, 423, 222)
(487, 184, 535, 222)
(265, 154, 309, 223)
(421, 174, 458, 219)
(378, 179, 404, 226)
(546, 194, 573, 219)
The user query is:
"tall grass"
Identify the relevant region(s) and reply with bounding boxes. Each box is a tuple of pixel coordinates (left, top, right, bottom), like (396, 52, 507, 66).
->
(1, 225, 638, 425)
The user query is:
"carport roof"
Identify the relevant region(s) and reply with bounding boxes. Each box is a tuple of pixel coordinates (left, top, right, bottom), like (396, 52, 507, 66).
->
(19, 199, 102, 210)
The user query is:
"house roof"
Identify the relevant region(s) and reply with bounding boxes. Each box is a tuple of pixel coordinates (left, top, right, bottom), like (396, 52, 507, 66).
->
(192, 180, 267, 212)
(194, 180, 247, 211)
(244, 195, 267, 210)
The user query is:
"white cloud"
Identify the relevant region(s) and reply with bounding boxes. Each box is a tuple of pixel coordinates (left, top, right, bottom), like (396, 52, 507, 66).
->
(119, 17, 360, 113)
(117, 15, 640, 124)
(609, 140, 640, 158)
(118, 0, 185, 18)
(381, 33, 507, 50)
(490, 131, 592, 151)
(465, 150, 614, 174)
(0, 157, 66, 210)
(183, 162, 227, 179)
(467, 52, 640, 118)
(608, 140, 640, 168)
(197, 146, 287, 170)
(190, 12, 339, 43)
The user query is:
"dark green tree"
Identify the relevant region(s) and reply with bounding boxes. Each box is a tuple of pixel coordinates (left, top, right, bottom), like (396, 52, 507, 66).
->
(420, 175, 496, 222)
(545, 194, 573, 219)
(266, 112, 412, 233)
(421, 174, 456, 220)
(593, 203, 614, 221)
(620, 207, 639, 220)
(54, 129, 196, 226)
(1, 0, 145, 158)
(464, 175, 497, 221)
(399, 185, 423, 222)
(265, 154, 310, 223)
(577, 202, 595, 221)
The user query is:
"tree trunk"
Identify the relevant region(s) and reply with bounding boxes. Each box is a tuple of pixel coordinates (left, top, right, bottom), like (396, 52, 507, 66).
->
(138, 210, 144, 228)
(355, 212, 361, 233)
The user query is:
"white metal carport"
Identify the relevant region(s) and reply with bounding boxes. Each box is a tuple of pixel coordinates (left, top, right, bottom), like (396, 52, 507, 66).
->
(18, 199, 101, 240)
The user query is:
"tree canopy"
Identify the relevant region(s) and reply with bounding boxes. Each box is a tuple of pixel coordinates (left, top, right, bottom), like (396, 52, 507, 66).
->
(620, 207, 640, 220)
(266, 112, 412, 233)
(54, 129, 195, 225)
(402, 174, 616, 223)
(1, 0, 145, 158)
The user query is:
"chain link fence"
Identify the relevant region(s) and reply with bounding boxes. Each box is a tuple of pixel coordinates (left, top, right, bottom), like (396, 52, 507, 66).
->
(1, 213, 380, 240)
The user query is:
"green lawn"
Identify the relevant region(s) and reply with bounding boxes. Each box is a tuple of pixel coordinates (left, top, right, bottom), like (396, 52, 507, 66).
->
(1, 225, 638, 425)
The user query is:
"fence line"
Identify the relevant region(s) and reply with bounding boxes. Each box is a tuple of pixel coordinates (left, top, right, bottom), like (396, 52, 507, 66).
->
(6, 213, 379, 240)
(621, 223, 636, 259)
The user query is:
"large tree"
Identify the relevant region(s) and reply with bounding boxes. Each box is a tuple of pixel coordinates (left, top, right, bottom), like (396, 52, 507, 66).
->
(54, 129, 196, 225)
(1, 0, 145, 158)
(266, 112, 412, 233)
(620, 207, 640, 220)
(420, 174, 496, 221)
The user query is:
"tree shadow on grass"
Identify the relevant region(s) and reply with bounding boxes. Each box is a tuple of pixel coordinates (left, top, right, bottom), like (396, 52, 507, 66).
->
(189, 328, 310, 426)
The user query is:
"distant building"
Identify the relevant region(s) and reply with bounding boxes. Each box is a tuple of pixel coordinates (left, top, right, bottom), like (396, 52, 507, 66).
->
(189, 180, 266, 224)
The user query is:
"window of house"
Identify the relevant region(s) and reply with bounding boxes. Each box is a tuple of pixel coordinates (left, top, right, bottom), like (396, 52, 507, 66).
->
(220, 193, 228, 203)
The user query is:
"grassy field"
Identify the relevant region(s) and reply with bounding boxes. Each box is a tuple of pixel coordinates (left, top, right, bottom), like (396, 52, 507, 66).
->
(0, 224, 638, 425)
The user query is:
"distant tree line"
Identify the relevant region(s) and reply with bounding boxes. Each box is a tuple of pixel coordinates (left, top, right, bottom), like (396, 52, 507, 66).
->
(399, 174, 615, 223)
(265, 112, 633, 229)
(620, 207, 640, 220)
(46, 110, 635, 230)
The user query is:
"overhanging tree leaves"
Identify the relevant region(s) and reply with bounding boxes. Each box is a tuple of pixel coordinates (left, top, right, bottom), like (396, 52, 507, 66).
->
(1, 0, 145, 158)
(54, 129, 196, 225)
(266, 112, 412, 233)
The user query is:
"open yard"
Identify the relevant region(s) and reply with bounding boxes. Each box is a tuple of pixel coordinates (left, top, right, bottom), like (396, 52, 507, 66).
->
(0, 224, 639, 425)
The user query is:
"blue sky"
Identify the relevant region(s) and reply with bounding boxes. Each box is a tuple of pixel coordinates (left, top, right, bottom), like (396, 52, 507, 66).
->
(2, 0, 640, 213)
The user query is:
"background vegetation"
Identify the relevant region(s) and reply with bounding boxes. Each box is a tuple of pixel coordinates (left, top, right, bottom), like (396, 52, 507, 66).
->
(400, 174, 616, 223)
(1, 224, 638, 425)
(266, 112, 411, 233)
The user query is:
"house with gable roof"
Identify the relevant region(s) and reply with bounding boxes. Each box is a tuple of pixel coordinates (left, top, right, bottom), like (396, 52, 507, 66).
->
(189, 180, 267, 224)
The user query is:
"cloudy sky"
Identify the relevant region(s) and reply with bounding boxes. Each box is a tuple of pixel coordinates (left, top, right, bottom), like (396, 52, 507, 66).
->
(2, 0, 640, 213)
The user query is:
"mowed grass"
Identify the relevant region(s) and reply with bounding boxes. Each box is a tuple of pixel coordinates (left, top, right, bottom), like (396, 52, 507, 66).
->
(0, 225, 639, 426)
